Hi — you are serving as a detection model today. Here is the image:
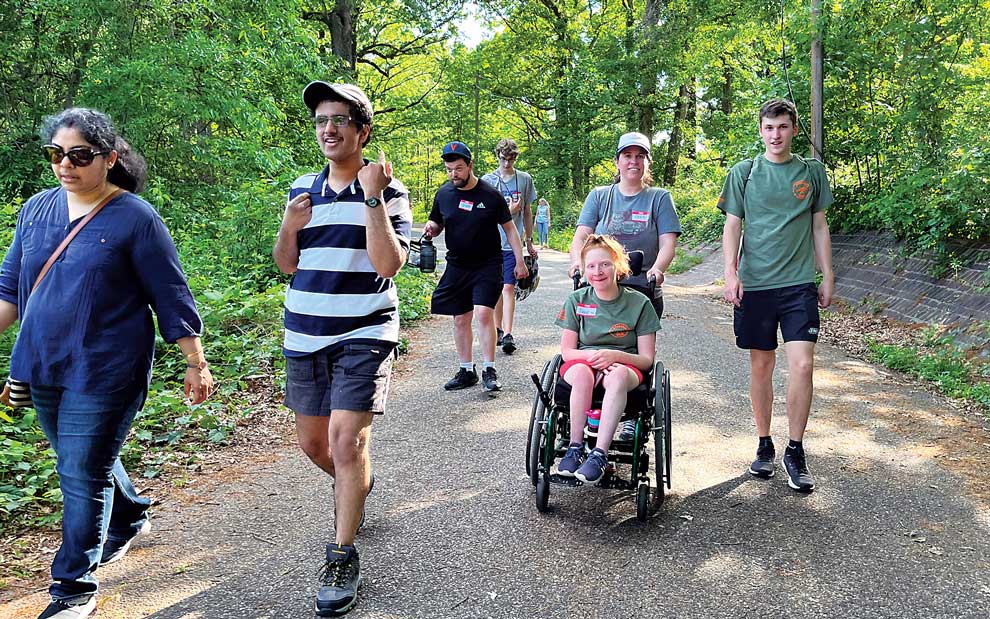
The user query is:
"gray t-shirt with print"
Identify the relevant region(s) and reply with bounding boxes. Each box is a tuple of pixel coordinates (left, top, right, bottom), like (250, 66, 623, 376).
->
(577, 185, 681, 292)
(482, 169, 537, 251)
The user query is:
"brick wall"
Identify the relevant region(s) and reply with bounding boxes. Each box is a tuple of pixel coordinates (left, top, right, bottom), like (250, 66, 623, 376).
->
(832, 232, 990, 345)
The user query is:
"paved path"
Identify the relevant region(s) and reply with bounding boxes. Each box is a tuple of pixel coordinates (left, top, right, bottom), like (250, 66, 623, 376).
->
(4, 249, 990, 618)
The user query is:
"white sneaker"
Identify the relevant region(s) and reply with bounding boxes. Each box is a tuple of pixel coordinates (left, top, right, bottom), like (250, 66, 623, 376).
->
(37, 596, 96, 619)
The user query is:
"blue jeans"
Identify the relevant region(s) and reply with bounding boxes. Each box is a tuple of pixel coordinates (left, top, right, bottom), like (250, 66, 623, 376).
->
(536, 221, 549, 245)
(32, 383, 151, 601)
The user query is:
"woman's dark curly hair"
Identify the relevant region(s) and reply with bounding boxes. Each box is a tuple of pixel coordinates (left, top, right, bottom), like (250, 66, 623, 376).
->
(41, 108, 148, 193)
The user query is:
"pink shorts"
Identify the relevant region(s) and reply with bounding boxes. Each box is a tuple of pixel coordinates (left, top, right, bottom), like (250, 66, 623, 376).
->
(559, 359, 644, 385)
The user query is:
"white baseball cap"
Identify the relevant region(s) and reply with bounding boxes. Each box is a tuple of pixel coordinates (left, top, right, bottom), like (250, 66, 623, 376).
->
(616, 132, 651, 156)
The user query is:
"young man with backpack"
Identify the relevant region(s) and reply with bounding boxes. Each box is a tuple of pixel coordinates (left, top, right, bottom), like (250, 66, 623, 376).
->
(718, 98, 834, 493)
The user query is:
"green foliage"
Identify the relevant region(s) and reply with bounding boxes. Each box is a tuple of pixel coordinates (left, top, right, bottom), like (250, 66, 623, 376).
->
(868, 339, 990, 416)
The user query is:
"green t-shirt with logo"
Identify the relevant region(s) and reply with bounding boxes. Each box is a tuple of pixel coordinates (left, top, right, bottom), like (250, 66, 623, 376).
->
(717, 154, 833, 291)
(555, 286, 661, 354)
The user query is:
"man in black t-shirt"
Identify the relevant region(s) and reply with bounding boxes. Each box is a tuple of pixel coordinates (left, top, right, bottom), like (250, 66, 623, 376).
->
(426, 141, 528, 394)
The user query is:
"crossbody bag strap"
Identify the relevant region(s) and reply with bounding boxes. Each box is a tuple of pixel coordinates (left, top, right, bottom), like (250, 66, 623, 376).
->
(31, 189, 123, 294)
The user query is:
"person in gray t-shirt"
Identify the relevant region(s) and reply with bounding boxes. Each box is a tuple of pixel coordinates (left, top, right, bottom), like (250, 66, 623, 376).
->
(569, 132, 681, 319)
(569, 131, 680, 444)
(480, 138, 538, 355)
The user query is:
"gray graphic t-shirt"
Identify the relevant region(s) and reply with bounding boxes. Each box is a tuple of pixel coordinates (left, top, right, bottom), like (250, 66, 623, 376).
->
(577, 185, 681, 291)
(482, 170, 537, 251)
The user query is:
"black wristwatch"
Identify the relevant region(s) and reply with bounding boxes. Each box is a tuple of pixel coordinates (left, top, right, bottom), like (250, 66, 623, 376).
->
(364, 197, 381, 209)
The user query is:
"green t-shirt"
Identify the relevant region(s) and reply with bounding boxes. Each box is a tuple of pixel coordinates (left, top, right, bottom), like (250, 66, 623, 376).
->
(717, 154, 833, 291)
(555, 286, 661, 354)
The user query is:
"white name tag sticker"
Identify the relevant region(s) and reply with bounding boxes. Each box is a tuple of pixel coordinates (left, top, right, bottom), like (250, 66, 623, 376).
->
(631, 210, 650, 223)
(458, 200, 474, 211)
(576, 303, 597, 317)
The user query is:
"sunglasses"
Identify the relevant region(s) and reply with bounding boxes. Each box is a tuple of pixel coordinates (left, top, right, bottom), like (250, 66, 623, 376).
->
(42, 144, 109, 167)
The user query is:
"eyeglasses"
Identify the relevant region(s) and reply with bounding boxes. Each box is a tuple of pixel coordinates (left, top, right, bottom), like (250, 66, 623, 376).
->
(42, 144, 109, 167)
(313, 114, 353, 129)
(498, 154, 518, 161)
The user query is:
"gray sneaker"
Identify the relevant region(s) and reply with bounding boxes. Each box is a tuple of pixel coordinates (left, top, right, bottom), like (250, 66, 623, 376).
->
(481, 367, 501, 392)
(749, 442, 775, 478)
(316, 544, 361, 616)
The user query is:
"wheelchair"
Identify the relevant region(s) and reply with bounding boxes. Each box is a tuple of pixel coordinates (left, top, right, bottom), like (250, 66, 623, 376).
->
(525, 252, 672, 521)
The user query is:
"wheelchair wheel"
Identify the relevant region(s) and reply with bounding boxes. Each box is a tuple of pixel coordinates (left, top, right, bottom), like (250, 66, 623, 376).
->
(526, 356, 558, 479)
(652, 362, 669, 501)
(636, 482, 651, 522)
(528, 355, 560, 486)
(536, 473, 551, 512)
(663, 367, 672, 490)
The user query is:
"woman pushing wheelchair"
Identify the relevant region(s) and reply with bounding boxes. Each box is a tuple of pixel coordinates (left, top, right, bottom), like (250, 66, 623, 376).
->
(554, 234, 661, 483)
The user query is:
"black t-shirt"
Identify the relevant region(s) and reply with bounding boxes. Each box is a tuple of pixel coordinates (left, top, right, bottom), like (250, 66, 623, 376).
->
(429, 180, 512, 267)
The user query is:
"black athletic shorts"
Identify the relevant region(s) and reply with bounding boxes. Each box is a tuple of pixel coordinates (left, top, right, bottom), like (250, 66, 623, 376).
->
(431, 260, 502, 316)
(733, 282, 820, 351)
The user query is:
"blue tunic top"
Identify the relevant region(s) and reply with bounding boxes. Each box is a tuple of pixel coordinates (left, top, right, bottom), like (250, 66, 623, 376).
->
(0, 188, 203, 393)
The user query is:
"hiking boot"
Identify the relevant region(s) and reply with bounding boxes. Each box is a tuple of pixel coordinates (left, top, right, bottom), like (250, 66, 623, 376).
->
(496, 328, 504, 346)
(444, 366, 478, 391)
(37, 597, 96, 619)
(501, 333, 516, 354)
(782, 448, 815, 493)
(575, 448, 608, 483)
(481, 367, 501, 392)
(749, 442, 776, 479)
(556, 443, 584, 477)
(100, 518, 151, 566)
(617, 419, 637, 443)
(316, 543, 362, 616)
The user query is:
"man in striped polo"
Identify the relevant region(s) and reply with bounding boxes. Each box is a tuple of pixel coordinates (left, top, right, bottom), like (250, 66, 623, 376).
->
(273, 81, 412, 617)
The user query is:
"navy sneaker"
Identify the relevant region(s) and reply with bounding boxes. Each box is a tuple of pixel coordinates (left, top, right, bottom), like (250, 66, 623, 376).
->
(749, 442, 776, 479)
(782, 448, 815, 493)
(575, 448, 608, 483)
(444, 367, 478, 391)
(316, 544, 361, 616)
(37, 596, 96, 619)
(556, 443, 584, 477)
(501, 333, 516, 354)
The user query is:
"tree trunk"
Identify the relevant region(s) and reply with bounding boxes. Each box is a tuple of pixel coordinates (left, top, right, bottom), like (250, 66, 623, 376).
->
(662, 83, 691, 186)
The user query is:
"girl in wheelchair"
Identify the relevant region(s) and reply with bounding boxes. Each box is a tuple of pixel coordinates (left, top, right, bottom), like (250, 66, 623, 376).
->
(554, 234, 661, 483)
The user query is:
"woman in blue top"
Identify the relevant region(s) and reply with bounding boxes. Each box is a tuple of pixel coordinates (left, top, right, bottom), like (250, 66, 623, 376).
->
(535, 197, 551, 248)
(0, 108, 213, 619)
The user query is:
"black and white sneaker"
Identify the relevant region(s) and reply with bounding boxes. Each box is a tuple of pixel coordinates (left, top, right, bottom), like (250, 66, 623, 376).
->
(496, 328, 504, 346)
(37, 596, 96, 619)
(481, 367, 501, 392)
(100, 518, 151, 566)
(749, 442, 776, 479)
(616, 419, 637, 443)
(782, 449, 815, 493)
(444, 367, 478, 391)
(316, 544, 362, 616)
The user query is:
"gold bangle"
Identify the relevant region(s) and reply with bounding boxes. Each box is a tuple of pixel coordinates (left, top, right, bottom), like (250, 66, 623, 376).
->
(186, 350, 204, 359)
